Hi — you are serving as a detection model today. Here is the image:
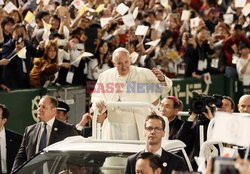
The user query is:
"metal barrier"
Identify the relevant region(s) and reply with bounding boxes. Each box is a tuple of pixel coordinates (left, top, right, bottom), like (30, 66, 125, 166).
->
(92, 101, 169, 140)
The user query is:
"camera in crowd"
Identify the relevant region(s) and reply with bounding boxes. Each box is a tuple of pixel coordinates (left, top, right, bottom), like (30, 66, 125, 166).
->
(189, 92, 223, 120)
(212, 157, 239, 174)
(16, 34, 24, 44)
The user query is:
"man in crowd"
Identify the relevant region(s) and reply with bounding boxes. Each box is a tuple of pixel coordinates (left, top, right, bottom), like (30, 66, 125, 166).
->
(176, 93, 215, 169)
(160, 96, 183, 139)
(56, 100, 70, 122)
(0, 104, 22, 174)
(55, 100, 93, 137)
(135, 152, 163, 174)
(12, 95, 78, 173)
(125, 113, 187, 174)
(1, 23, 43, 89)
(91, 47, 172, 140)
(238, 95, 250, 114)
(217, 96, 235, 113)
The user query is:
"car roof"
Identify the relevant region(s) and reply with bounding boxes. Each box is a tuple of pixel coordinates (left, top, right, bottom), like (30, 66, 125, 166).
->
(44, 136, 186, 153)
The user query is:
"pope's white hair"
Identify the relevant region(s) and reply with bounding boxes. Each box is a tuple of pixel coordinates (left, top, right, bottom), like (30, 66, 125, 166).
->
(112, 47, 130, 63)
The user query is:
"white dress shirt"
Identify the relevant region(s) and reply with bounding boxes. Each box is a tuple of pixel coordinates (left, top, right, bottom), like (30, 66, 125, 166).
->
(0, 127, 7, 173)
(36, 117, 55, 153)
(145, 147, 163, 157)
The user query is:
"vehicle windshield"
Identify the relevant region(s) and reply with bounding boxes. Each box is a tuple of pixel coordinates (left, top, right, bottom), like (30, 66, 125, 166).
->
(16, 151, 133, 174)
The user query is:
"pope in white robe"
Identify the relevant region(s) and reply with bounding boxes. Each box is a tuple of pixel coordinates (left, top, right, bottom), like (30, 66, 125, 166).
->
(91, 47, 172, 140)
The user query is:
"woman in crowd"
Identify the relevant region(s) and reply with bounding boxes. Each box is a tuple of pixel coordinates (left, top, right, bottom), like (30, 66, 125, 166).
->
(29, 40, 70, 87)
(88, 40, 112, 80)
(236, 44, 250, 83)
(155, 30, 181, 78)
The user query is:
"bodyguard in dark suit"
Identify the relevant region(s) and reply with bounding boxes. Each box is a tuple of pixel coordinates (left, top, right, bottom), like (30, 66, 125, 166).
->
(0, 104, 22, 174)
(125, 113, 187, 174)
(160, 96, 184, 140)
(11, 95, 79, 173)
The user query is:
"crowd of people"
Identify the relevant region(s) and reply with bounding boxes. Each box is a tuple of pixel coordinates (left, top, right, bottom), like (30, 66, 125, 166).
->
(0, 0, 249, 91)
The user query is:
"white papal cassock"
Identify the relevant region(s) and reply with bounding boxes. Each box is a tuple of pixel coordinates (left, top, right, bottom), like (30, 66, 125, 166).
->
(91, 66, 172, 140)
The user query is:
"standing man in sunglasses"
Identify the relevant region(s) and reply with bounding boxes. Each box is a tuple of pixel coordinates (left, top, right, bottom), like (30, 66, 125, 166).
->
(125, 113, 187, 174)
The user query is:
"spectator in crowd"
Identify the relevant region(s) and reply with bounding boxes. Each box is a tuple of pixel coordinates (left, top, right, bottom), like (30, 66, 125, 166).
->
(66, 35, 87, 85)
(135, 152, 163, 174)
(183, 26, 215, 78)
(88, 40, 112, 80)
(155, 30, 181, 78)
(30, 10, 50, 46)
(205, 156, 250, 174)
(10, 10, 22, 24)
(12, 95, 79, 173)
(0, 104, 22, 174)
(238, 95, 250, 114)
(236, 44, 250, 83)
(160, 96, 183, 140)
(222, 24, 250, 77)
(91, 47, 172, 140)
(29, 40, 70, 87)
(125, 113, 187, 174)
(1, 23, 43, 89)
(0, 17, 15, 45)
(217, 96, 235, 113)
(235, 157, 250, 174)
(176, 93, 214, 169)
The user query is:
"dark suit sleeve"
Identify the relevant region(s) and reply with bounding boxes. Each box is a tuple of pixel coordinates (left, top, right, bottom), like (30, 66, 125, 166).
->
(125, 157, 132, 174)
(11, 127, 29, 173)
(163, 151, 189, 173)
(173, 155, 188, 171)
(125, 154, 138, 174)
(1, 40, 16, 59)
(6, 130, 23, 174)
(70, 125, 80, 136)
(26, 41, 43, 58)
(176, 121, 196, 147)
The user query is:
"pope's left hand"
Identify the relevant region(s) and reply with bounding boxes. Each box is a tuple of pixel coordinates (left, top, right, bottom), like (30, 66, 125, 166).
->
(152, 68, 165, 82)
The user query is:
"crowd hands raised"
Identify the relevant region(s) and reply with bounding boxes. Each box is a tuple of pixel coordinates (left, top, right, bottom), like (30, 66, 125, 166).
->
(0, 0, 249, 91)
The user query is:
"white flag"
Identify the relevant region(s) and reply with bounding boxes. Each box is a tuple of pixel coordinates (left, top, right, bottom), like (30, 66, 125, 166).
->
(72, 0, 85, 10)
(116, 3, 129, 15)
(145, 39, 161, 47)
(135, 25, 149, 36)
(133, 7, 139, 19)
(17, 47, 27, 59)
(209, 112, 250, 147)
(122, 13, 135, 27)
(3, 1, 17, 13)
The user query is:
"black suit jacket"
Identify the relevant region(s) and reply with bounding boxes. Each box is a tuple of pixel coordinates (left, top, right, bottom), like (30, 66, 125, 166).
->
(176, 119, 209, 169)
(11, 118, 79, 173)
(1, 39, 43, 89)
(5, 129, 22, 174)
(169, 117, 184, 140)
(125, 149, 187, 174)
